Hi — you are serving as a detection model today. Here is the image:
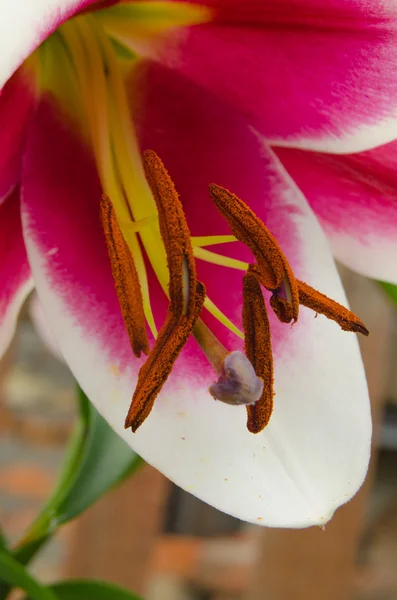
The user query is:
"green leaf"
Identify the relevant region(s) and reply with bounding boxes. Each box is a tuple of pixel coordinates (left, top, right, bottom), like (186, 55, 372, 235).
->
(0, 528, 8, 551)
(55, 388, 142, 524)
(50, 580, 143, 600)
(380, 281, 397, 305)
(14, 388, 142, 565)
(0, 550, 58, 600)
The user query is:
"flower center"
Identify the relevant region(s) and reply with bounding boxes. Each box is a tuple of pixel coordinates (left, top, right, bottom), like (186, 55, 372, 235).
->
(101, 151, 368, 435)
(38, 9, 368, 435)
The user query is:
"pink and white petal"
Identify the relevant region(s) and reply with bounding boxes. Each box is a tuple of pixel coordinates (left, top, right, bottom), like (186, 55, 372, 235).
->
(0, 64, 38, 203)
(0, 189, 33, 358)
(22, 76, 370, 527)
(275, 143, 397, 283)
(21, 95, 137, 374)
(0, 0, 99, 88)
(152, 0, 397, 152)
(133, 63, 371, 526)
(29, 292, 63, 361)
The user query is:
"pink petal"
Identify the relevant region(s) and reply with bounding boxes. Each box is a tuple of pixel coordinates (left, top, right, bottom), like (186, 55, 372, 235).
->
(21, 95, 136, 373)
(29, 292, 63, 360)
(22, 67, 370, 526)
(0, 189, 33, 357)
(154, 0, 397, 152)
(0, 64, 37, 203)
(275, 142, 397, 283)
(0, 0, 99, 88)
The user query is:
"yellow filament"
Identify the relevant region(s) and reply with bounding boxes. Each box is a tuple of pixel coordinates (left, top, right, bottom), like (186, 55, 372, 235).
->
(61, 18, 157, 336)
(204, 298, 244, 339)
(58, 14, 245, 342)
(193, 247, 248, 271)
(191, 235, 237, 247)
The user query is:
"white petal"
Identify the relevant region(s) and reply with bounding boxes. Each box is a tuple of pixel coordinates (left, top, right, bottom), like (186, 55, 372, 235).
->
(0, 0, 97, 88)
(29, 292, 63, 361)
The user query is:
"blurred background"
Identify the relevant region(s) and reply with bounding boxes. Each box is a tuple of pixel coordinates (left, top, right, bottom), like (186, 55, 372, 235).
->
(1, 266, 396, 600)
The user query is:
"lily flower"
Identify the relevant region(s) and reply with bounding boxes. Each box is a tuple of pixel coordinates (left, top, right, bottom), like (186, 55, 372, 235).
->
(1, 0, 397, 528)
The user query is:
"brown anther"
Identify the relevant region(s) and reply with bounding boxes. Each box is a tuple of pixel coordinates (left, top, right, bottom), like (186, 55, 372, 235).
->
(209, 184, 299, 321)
(297, 280, 369, 336)
(125, 283, 206, 432)
(125, 150, 206, 432)
(144, 149, 197, 319)
(249, 263, 299, 324)
(100, 195, 149, 358)
(209, 184, 284, 290)
(243, 268, 274, 434)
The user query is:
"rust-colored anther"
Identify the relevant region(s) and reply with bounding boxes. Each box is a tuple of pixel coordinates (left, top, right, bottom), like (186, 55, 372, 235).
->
(298, 280, 369, 336)
(125, 283, 205, 432)
(125, 150, 206, 432)
(249, 263, 299, 324)
(243, 268, 274, 434)
(209, 184, 299, 322)
(143, 149, 197, 319)
(100, 195, 149, 358)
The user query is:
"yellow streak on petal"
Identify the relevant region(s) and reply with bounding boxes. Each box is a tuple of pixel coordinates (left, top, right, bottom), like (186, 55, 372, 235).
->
(191, 235, 237, 247)
(96, 1, 213, 55)
(193, 247, 248, 271)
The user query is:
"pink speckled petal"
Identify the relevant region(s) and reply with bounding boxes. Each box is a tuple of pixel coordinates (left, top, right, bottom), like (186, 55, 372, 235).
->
(0, 0, 99, 88)
(275, 142, 397, 283)
(155, 0, 397, 152)
(0, 65, 38, 203)
(0, 189, 33, 358)
(21, 76, 370, 527)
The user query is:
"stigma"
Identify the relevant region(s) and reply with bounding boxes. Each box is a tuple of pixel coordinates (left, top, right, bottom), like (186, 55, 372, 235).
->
(100, 151, 368, 435)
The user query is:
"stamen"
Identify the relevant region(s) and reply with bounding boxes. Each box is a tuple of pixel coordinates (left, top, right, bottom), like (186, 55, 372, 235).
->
(143, 150, 197, 318)
(297, 280, 369, 336)
(125, 283, 205, 432)
(249, 264, 298, 324)
(125, 150, 206, 431)
(193, 247, 248, 271)
(100, 195, 149, 358)
(242, 269, 274, 434)
(209, 184, 299, 322)
(191, 235, 237, 247)
(208, 184, 285, 290)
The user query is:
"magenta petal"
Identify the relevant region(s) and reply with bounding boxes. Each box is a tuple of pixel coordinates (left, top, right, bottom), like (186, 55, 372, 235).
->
(0, 65, 37, 203)
(21, 95, 137, 372)
(157, 1, 397, 152)
(275, 143, 397, 282)
(0, 189, 32, 357)
(0, 0, 99, 88)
